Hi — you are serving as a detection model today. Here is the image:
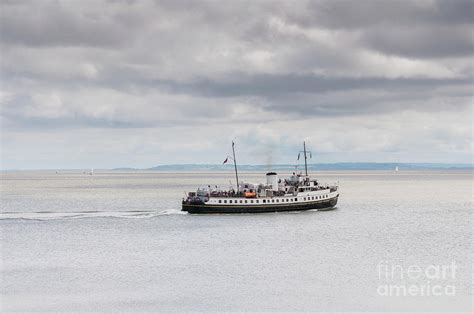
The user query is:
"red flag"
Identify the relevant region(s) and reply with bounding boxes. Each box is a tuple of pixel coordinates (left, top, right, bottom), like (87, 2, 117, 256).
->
(223, 157, 228, 164)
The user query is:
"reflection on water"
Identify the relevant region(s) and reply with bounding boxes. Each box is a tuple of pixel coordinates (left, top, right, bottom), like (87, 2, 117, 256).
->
(1, 170, 472, 311)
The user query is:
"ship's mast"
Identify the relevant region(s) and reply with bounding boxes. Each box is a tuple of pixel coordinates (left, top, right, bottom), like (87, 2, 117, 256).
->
(304, 141, 308, 176)
(232, 141, 239, 191)
(298, 141, 312, 177)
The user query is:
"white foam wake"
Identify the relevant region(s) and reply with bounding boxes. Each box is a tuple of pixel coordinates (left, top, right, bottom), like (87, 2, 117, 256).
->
(0, 209, 187, 221)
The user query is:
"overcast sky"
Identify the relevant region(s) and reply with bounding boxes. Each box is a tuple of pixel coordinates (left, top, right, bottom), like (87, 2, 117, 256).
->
(1, 0, 473, 169)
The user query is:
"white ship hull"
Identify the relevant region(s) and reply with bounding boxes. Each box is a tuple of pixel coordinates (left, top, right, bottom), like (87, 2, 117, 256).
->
(182, 190, 339, 214)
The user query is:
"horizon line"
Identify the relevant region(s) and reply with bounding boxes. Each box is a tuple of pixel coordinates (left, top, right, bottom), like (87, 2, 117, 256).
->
(1, 161, 473, 172)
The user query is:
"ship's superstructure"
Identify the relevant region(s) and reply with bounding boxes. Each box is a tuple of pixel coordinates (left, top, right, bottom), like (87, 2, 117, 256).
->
(182, 142, 339, 214)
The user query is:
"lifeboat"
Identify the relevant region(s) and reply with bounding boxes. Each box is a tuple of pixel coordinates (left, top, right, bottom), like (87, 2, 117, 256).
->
(244, 191, 257, 198)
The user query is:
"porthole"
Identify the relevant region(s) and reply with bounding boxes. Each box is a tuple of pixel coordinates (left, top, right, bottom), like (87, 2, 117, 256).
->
(245, 200, 248, 203)
(218, 200, 222, 203)
(256, 200, 259, 203)
(251, 200, 254, 203)
(224, 200, 227, 203)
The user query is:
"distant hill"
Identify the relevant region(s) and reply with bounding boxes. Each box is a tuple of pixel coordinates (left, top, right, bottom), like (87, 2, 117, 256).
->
(111, 163, 473, 171)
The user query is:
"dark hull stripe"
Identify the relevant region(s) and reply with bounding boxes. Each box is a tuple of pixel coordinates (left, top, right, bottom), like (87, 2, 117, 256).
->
(182, 196, 338, 214)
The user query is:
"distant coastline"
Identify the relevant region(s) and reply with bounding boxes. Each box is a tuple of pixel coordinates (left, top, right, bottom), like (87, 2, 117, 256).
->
(114, 163, 474, 172)
(2, 163, 473, 172)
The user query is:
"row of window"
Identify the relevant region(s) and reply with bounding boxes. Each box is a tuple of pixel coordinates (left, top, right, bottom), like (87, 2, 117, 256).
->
(303, 195, 328, 201)
(217, 195, 329, 204)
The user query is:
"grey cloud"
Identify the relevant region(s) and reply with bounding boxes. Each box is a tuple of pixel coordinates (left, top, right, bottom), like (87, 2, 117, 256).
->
(2, 72, 470, 132)
(298, 0, 474, 29)
(263, 87, 471, 117)
(0, 1, 143, 47)
(2, 113, 151, 130)
(158, 73, 471, 98)
(361, 25, 474, 59)
(282, 0, 474, 59)
(0, 0, 472, 167)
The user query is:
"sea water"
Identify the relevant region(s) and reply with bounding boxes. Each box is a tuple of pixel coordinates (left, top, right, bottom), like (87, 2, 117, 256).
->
(0, 170, 472, 311)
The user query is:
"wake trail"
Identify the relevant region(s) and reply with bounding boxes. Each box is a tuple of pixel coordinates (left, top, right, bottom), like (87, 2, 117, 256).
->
(0, 209, 187, 221)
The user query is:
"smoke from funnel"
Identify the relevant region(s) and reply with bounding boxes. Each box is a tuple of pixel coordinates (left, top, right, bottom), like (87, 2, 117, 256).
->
(264, 144, 276, 172)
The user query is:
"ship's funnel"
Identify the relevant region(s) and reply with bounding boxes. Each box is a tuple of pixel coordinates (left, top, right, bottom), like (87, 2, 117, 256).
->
(266, 172, 279, 191)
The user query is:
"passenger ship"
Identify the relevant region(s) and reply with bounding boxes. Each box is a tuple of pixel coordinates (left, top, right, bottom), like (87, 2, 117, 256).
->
(182, 142, 339, 214)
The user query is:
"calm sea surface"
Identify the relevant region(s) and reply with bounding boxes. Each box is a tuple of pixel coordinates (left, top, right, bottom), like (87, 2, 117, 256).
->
(0, 170, 472, 311)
